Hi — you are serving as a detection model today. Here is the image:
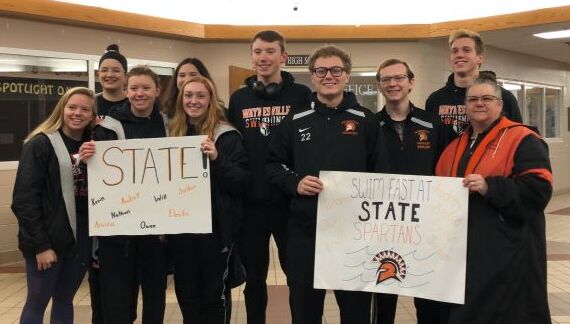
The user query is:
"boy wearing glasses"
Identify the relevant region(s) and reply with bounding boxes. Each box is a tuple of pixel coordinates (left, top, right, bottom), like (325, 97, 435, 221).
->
(267, 45, 389, 323)
(425, 29, 522, 136)
(374, 59, 450, 324)
(227, 30, 311, 324)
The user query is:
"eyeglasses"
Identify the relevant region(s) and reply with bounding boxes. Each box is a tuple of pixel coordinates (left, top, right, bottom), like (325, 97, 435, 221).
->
(312, 66, 344, 78)
(378, 74, 408, 84)
(465, 95, 501, 105)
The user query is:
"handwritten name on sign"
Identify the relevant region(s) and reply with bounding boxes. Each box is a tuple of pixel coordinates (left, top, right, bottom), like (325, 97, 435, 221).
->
(88, 136, 212, 236)
(314, 171, 468, 304)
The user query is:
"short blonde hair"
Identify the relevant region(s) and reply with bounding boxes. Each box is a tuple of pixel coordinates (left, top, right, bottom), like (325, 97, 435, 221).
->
(449, 29, 485, 55)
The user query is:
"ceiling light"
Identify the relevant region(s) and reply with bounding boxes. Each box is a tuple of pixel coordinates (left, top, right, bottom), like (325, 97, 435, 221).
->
(533, 29, 570, 39)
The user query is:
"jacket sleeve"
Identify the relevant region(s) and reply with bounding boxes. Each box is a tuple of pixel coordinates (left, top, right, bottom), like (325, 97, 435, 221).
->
(484, 134, 552, 222)
(501, 89, 523, 123)
(367, 114, 390, 173)
(266, 115, 301, 196)
(211, 131, 249, 195)
(11, 136, 52, 254)
(424, 93, 437, 115)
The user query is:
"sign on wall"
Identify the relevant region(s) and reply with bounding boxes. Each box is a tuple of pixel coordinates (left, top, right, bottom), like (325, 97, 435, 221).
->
(315, 171, 468, 304)
(87, 136, 212, 236)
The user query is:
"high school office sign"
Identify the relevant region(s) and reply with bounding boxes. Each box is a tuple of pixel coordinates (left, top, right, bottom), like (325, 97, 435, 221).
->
(87, 136, 212, 236)
(315, 171, 468, 304)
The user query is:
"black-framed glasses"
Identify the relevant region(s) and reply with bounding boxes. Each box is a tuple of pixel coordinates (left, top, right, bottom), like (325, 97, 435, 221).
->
(312, 66, 344, 78)
(465, 95, 501, 105)
(378, 74, 408, 84)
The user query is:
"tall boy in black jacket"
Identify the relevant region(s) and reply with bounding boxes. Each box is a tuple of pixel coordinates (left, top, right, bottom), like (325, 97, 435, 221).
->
(425, 29, 522, 137)
(227, 30, 311, 324)
(267, 45, 389, 324)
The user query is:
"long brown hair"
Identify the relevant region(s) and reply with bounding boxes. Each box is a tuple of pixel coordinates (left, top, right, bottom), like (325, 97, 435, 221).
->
(169, 76, 227, 139)
(25, 87, 96, 143)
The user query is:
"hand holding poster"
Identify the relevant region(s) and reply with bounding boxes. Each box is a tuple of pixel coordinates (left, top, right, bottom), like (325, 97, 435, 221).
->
(315, 171, 468, 304)
(87, 136, 212, 236)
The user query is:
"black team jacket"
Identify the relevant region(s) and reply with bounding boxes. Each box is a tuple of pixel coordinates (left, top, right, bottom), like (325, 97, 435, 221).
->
(227, 71, 311, 206)
(266, 92, 390, 230)
(377, 103, 451, 175)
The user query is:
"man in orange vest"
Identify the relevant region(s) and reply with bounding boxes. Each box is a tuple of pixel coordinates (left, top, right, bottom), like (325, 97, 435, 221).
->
(435, 75, 552, 323)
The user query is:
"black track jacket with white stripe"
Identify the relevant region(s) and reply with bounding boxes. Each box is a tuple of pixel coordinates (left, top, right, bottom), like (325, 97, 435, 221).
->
(377, 103, 451, 176)
(266, 92, 390, 228)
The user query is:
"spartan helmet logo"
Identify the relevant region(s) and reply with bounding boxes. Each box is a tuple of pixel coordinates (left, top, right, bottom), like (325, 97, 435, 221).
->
(259, 122, 270, 136)
(415, 129, 429, 142)
(372, 250, 407, 284)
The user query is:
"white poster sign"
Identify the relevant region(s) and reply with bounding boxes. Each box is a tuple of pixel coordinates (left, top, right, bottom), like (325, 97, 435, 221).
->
(315, 171, 468, 304)
(87, 136, 212, 236)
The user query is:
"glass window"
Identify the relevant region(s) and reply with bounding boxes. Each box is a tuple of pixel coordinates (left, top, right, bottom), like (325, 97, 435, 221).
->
(545, 88, 561, 138)
(0, 53, 88, 161)
(500, 78, 563, 138)
(525, 86, 544, 134)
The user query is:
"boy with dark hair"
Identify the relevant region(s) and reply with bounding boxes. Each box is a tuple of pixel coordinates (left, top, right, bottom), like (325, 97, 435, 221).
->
(227, 30, 311, 324)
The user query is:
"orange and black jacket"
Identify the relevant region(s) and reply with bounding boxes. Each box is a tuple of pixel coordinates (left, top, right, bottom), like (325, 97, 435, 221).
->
(436, 116, 553, 324)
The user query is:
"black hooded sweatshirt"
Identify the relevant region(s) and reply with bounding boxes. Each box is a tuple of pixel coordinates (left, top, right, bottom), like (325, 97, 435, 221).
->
(425, 73, 522, 136)
(227, 71, 311, 206)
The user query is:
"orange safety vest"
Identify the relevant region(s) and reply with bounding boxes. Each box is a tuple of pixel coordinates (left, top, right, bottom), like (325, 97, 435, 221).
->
(435, 117, 552, 184)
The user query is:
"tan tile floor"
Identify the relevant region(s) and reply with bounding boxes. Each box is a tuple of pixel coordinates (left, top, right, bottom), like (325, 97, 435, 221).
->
(1, 192, 569, 323)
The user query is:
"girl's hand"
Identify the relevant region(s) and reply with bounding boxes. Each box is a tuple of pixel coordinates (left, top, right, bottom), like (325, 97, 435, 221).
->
(200, 138, 218, 161)
(36, 249, 58, 271)
(79, 140, 96, 162)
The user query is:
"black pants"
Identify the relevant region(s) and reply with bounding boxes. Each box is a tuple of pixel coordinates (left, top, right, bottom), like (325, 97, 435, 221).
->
(169, 234, 231, 324)
(98, 235, 168, 324)
(88, 264, 140, 324)
(239, 203, 288, 324)
(373, 293, 448, 324)
(287, 224, 371, 324)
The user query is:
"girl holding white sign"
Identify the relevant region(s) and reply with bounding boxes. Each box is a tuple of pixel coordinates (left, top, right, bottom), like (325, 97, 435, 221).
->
(168, 76, 248, 323)
(12, 87, 96, 324)
(80, 65, 169, 324)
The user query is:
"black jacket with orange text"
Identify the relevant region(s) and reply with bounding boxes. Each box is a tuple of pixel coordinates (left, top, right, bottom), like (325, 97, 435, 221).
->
(228, 71, 311, 205)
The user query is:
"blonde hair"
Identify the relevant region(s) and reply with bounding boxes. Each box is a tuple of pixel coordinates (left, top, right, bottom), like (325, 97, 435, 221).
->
(169, 76, 227, 139)
(449, 29, 485, 55)
(24, 87, 96, 143)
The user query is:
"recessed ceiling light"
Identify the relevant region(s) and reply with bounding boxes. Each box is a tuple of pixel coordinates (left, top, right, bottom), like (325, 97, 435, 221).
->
(534, 29, 570, 39)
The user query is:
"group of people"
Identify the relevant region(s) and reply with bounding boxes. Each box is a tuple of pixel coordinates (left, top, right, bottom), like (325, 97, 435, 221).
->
(11, 28, 553, 324)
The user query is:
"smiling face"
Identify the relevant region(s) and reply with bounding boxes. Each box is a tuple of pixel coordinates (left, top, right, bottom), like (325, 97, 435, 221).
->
(251, 39, 286, 83)
(377, 63, 414, 105)
(61, 93, 94, 139)
(466, 83, 503, 131)
(98, 59, 126, 92)
(311, 56, 350, 105)
(182, 81, 211, 123)
(127, 75, 160, 117)
(450, 37, 484, 76)
(176, 63, 201, 90)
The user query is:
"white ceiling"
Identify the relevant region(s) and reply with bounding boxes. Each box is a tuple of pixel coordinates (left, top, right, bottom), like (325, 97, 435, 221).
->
(56, 0, 570, 25)
(53, 0, 570, 65)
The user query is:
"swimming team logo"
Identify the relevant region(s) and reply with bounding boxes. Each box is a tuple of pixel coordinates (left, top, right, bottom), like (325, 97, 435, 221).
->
(415, 129, 431, 149)
(372, 250, 407, 284)
(341, 120, 359, 135)
(259, 122, 270, 136)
